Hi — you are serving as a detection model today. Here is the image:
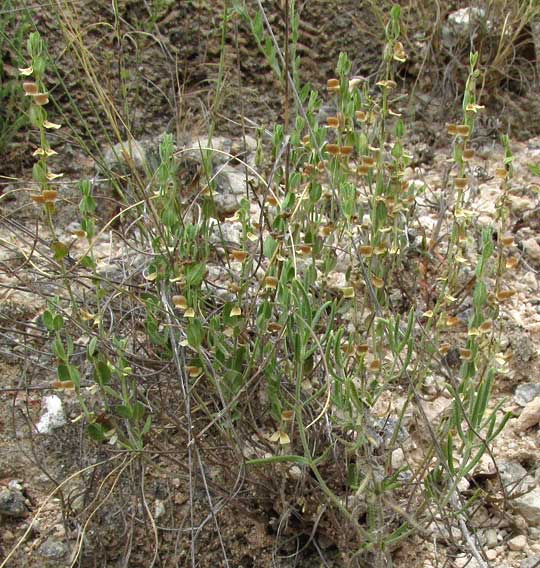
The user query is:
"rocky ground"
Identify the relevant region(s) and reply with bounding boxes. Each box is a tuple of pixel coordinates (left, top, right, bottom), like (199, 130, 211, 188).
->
(2, 1, 540, 567)
(1, 127, 540, 566)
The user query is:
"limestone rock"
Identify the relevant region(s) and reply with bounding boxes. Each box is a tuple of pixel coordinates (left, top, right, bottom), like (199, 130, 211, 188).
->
(523, 237, 540, 263)
(513, 487, 540, 525)
(514, 383, 540, 407)
(214, 166, 249, 215)
(516, 398, 540, 432)
(442, 7, 488, 48)
(103, 139, 147, 169)
(391, 448, 405, 470)
(509, 534, 527, 551)
(522, 556, 540, 568)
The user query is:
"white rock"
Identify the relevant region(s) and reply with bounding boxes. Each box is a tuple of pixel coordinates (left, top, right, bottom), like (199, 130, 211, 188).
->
(485, 549, 497, 561)
(154, 499, 166, 519)
(391, 448, 405, 470)
(214, 166, 249, 215)
(514, 487, 540, 525)
(485, 528, 498, 548)
(523, 271, 539, 291)
(36, 395, 66, 434)
(104, 139, 146, 169)
(508, 534, 527, 551)
(509, 195, 534, 214)
(421, 396, 452, 423)
(515, 384, 540, 407)
(448, 6, 486, 27)
(326, 271, 347, 291)
(288, 465, 302, 480)
(454, 556, 480, 568)
(523, 238, 540, 262)
(443, 7, 488, 48)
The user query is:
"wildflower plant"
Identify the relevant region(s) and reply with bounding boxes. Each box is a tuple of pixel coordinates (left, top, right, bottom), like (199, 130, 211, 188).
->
(4, 4, 519, 566)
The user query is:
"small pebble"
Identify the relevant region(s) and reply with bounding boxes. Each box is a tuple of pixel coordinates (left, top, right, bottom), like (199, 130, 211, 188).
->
(509, 534, 527, 551)
(485, 528, 498, 548)
(391, 448, 405, 470)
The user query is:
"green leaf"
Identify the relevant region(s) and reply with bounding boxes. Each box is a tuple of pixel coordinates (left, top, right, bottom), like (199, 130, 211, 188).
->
(88, 336, 98, 357)
(57, 364, 71, 382)
(95, 360, 111, 385)
(52, 314, 64, 331)
(87, 423, 107, 442)
(142, 415, 153, 435)
(51, 241, 69, 261)
(187, 318, 204, 348)
(68, 365, 81, 388)
(132, 401, 145, 420)
(185, 263, 206, 287)
(263, 236, 278, 259)
(52, 336, 67, 361)
(116, 404, 133, 419)
(80, 255, 95, 269)
(42, 310, 55, 331)
(528, 163, 540, 176)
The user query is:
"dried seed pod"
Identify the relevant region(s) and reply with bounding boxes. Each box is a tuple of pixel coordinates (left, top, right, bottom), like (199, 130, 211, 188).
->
(355, 110, 367, 122)
(500, 234, 514, 247)
(362, 156, 376, 167)
(263, 276, 279, 289)
(42, 190, 58, 202)
(341, 287, 355, 298)
(23, 81, 39, 95)
(454, 177, 468, 189)
(327, 78, 340, 91)
(393, 41, 407, 62)
(172, 295, 187, 309)
(505, 257, 519, 269)
(495, 167, 508, 179)
(231, 250, 249, 262)
(326, 144, 340, 156)
(327, 116, 340, 128)
(459, 348, 472, 361)
(496, 289, 516, 301)
(359, 245, 373, 257)
(479, 320, 493, 333)
(33, 93, 49, 105)
(439, 343, 451, 355)
(462, 149, 475, 161)
(357, 165, 371, 176)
